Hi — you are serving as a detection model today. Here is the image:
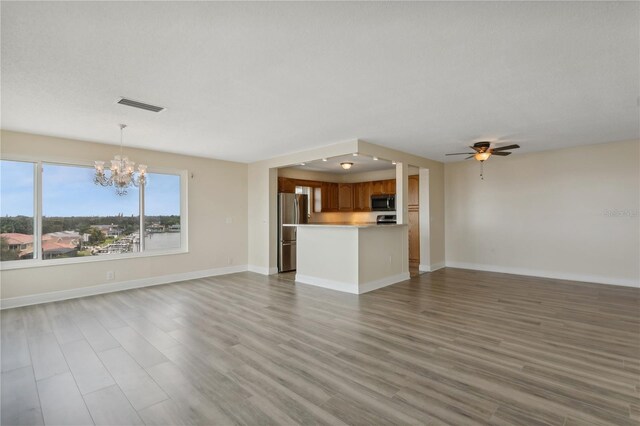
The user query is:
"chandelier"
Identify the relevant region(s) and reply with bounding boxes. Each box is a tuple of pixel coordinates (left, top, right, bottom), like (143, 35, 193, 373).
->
(94, 124, 147, 196)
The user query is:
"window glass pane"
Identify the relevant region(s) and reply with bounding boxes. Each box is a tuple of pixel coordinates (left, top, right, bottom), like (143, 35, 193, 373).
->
(144, 173, 181, 250)
(42, 163, 140, 259)
(0, 160, 35, 261)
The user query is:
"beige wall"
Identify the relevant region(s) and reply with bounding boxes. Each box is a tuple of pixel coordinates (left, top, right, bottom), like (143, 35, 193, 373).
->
(445, 140, 640, 287)
(0, 130, 249, 300)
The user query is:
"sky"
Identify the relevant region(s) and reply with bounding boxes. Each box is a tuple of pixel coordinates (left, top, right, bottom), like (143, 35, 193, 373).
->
(1, 160, 180, 217)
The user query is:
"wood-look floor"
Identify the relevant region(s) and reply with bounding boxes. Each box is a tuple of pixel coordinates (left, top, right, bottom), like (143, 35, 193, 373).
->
(1, 268, 639, 426)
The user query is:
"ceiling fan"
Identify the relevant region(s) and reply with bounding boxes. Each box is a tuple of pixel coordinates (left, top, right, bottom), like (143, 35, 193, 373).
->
(446, 141, 520, 161)
(446, 141, 520, 179)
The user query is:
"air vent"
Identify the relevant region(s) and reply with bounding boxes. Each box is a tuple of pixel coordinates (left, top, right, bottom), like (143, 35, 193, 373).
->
(117, 97, 165, 113)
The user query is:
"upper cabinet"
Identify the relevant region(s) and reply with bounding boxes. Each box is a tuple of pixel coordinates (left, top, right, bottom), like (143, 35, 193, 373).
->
(371, 179, 395, 195)
(353, 182, 372, 211)
(321, 182, 339, 212)
(370, 180, 385, 195)
(384, 179, 396, 194)
(278, 176, 397, 213)
(278, 177, 297, 193)
(338, 183, 353, 211)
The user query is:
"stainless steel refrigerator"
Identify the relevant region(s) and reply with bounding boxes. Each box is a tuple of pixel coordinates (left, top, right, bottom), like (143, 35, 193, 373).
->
(278, 193, 308, 272)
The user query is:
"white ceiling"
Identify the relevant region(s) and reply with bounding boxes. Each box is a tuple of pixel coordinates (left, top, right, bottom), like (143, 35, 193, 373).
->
(290, 154, 395, 174)
(2, 2, 638, 163)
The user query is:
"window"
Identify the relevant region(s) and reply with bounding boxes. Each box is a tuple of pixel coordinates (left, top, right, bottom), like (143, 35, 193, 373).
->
(0, 159, 185, 267)
(42, 163, 140, 259)
(0, 160, 35, 261)
(143, 172, 181, 251)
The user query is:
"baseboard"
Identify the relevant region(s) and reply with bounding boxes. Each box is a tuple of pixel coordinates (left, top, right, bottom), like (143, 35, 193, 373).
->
(295, 272, 410, 294)
(0, 264, 249, 310)
(445, 261, 639, 288)
(295, 274, 359, 294)
(359, 272, 411, 293)
(247, 265, 278, 275)
(430, 262, 446, 271)
(419, 262, 445, 272)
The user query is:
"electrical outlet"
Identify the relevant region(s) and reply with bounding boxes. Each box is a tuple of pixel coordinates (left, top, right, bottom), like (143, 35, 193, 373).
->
(106, 271, 114, 281)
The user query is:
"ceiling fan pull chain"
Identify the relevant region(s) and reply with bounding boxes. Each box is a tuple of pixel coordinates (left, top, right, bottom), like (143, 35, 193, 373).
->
(480, 161, 484, 180)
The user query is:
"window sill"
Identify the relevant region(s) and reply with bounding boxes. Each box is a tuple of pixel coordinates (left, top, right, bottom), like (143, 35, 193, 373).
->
(0, 248, 189, 271)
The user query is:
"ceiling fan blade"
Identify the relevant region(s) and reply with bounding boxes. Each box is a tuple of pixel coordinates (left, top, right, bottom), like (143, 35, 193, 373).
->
(446, 152, 475, 155)
(492, 144, 520, 152)
(491, 151, 512, 156)
(465, 155, 474, 160)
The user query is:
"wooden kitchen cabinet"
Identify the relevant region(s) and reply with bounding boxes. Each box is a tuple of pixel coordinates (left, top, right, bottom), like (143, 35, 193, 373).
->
(384, 179, 396, 194)
(408, 175, 420, 266)
(338, 183, 354, 211)
(321, 182, 339, 212)
(370, 179, 396, 195)
(408, 175, 419, 207)
(408, 209, 420, 265)
(353, 182, 372, 211)
(370, 180, 385, 195)
(278, 177, 296, 193)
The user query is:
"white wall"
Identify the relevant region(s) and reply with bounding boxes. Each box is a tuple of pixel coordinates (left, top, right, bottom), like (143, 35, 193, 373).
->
(0, 130, 249, 302)
(445, 140, 639, 287)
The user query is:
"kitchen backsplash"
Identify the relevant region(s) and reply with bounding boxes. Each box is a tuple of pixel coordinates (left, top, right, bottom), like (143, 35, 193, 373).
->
(310, 211, 396, 224)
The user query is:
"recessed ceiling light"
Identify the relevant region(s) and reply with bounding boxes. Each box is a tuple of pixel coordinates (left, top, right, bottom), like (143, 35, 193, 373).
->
(352, 153, 358, 157)
(300, 162, 306, 166)
(340, 162, 354, 170)
(392, 161, 397, 165)
(322, 158, 327, 162)
(373, 157, 378, 161)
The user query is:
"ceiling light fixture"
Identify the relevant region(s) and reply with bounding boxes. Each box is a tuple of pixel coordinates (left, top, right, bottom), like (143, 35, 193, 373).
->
(322, 158, 327, 162)
(474, 152, 491, 162)
(373, 157, 378, 161)
(340, 162, 354, 170)
(392, 161, 397, 165)
(300, 162, 306, 166)
(94, 124, 147, 196)
(352, 153, 358, 157)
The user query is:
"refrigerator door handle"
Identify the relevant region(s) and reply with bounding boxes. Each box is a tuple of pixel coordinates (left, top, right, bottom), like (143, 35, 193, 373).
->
(293, 197, 299, 239)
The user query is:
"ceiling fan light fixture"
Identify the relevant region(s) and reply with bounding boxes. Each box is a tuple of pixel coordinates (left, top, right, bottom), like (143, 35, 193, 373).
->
(340, 162, 354, 170)
(474, 152, 491, 162)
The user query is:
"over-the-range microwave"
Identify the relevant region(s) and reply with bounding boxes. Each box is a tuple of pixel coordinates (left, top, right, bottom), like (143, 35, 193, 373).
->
(371, 194, 395, 211)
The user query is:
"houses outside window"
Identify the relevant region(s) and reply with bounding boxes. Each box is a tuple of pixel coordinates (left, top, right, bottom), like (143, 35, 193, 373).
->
(0, 160, 35, 261)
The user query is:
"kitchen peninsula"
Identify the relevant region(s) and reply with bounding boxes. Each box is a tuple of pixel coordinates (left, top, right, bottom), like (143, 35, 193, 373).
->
(286, 223, 409, 294)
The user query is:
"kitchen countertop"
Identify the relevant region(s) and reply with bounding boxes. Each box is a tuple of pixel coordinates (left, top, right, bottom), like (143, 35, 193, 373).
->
(283, 222, 406, 228)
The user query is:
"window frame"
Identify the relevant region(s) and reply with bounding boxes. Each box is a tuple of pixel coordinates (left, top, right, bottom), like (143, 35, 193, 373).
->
(0, 155, 188, 270)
